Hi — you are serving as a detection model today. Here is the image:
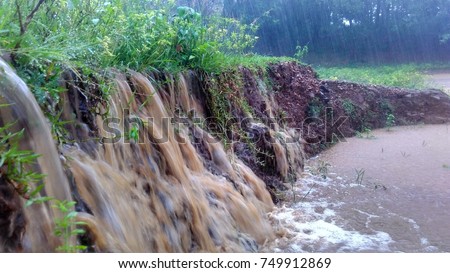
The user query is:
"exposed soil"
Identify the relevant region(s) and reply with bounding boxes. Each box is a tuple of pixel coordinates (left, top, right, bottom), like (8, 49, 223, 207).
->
(265, 62, 450, 156)
(269, 62, 321, 129)
(0, 177, 25, 252)
(323, 81, 450, 130)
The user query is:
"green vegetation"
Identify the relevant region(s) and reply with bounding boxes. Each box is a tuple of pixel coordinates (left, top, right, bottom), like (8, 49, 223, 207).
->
(0, 1, 265, 73)
(356, 127, 375, 139)
(1, 104, 85, 252)
(52, 200, 87, 253)
(316, 65, 427, 89)
(316, 63, 450, 89)
(342, 99, 356, 118)
(385, 113, 396, 131)
(224, 0, 450, 63)
(0, 122, 46, 203)
(294, 45, 308, 62)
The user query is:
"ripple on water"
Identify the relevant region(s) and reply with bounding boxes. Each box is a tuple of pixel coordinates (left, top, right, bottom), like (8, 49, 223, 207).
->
(268, 125, 449, 253)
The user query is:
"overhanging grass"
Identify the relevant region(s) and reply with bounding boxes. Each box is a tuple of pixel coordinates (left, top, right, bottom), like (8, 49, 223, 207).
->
(219, 54, 296, 71)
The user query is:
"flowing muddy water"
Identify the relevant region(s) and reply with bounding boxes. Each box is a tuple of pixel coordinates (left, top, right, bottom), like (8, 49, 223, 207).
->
(268, 124, 450, 253)
(1, 59, 278, 252)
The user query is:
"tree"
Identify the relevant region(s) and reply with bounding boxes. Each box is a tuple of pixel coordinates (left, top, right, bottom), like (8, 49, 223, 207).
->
(223, 0, 450, 63)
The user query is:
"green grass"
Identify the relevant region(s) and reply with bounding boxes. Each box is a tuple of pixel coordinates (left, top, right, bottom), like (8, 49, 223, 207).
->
(219, 54, 296, 71)
(315, 63, 450, 89)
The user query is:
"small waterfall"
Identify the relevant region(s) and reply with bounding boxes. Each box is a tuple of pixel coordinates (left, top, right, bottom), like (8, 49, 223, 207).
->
(64, 71, 276, 252)
(0, 59, 72, 252)
(2, 58, 299, 252)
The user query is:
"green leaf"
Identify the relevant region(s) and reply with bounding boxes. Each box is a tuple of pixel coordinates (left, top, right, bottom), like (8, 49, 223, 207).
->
(29, 184, 45, 197)
(72, 229, 86, 235)
(25, 200, 35, 207)
(67, 211, 78, 219)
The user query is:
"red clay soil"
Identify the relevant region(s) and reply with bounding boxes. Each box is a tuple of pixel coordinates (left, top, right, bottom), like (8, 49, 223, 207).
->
(269, 62, 322, 129)
(323, 80, 450, 132)
(266, 62, 450, 156)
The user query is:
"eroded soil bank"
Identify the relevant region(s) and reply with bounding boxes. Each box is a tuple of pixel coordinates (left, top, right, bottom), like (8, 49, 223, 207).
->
(2, 60, 450, 252)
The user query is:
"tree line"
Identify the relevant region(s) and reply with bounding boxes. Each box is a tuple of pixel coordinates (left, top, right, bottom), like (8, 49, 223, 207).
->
(223, 0, 450, 63)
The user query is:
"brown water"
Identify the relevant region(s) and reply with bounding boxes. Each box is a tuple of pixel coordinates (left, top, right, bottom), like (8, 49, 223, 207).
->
(64, 72, 276, 252)
(268, 125, 450, 252)
(2, 60, 305, 252)
(3, 57, 450, 253)
(1, 60, 73, 251)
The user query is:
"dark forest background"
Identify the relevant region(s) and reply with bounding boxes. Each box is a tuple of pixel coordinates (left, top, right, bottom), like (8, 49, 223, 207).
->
(221, 0, 450, 64)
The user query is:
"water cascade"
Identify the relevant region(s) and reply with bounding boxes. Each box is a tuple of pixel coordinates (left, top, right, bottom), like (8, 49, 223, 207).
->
(3, 58, 450, 253)
(1, 59, 302, 252)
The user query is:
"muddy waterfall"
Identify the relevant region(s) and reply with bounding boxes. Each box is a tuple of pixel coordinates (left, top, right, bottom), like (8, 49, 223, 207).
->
(1, 58, 450, 252)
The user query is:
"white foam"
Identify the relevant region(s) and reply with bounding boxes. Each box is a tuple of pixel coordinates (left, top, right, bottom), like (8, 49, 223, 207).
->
(270, 200, 393, 252)
(295, 220, 392, 252)
(268, 169, 395, 253)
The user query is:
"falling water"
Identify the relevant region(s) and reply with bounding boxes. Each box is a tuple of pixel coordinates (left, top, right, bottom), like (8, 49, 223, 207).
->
(2, 59, 292, 252)
(0, 59, 72, 252)
(65, 71, 275, 252)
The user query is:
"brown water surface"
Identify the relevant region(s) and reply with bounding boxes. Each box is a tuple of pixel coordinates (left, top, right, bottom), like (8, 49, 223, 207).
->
(268, 124, 450, 252)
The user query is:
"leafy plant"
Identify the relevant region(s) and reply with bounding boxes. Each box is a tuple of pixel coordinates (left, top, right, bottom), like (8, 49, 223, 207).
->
(206, 16, 258, 54)
(0, 124, 46, 202)
(128, 124, 140, 143)
(1, 113, 85, 252)
(356, 127, 375, 139)
(294, 45, 308, 62)
(385, 113, 395, 130)
(52, 200, 87, 253)
(342, 99, 356, 117)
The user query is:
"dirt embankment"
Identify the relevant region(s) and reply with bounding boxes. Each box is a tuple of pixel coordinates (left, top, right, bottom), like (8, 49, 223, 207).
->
(266, 62, 450, 156)
(198, 61, 450, 194)
(3, 61, 450, 252)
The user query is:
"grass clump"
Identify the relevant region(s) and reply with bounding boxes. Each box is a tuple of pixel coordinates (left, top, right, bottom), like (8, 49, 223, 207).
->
(219, 55, 295, 72)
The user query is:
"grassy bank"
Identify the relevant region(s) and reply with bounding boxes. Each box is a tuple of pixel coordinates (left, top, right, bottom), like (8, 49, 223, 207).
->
(315, 64, 450, 90)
